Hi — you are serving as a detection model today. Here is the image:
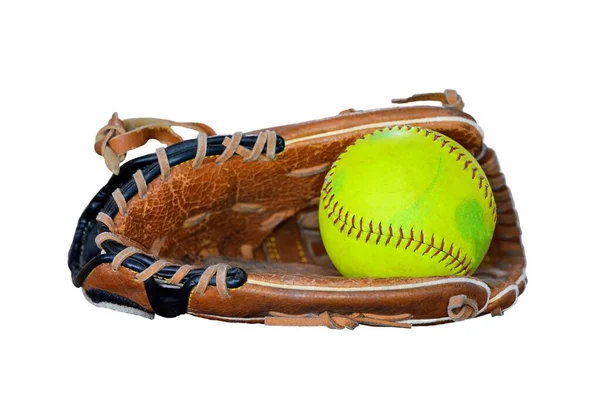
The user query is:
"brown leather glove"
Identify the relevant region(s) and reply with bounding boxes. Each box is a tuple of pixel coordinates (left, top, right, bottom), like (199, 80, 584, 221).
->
(68, 90, 526, 329)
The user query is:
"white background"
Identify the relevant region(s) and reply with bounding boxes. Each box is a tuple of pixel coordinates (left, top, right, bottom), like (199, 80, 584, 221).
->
(1, 1, 598, 399)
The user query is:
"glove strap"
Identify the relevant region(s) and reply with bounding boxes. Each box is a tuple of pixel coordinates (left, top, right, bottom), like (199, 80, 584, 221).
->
(94, 113, 216, 175)
(392, 89, 464, 111)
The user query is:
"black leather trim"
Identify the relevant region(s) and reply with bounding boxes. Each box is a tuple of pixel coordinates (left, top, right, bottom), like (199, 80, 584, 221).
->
(68, 153, 163, 271)
(143, 279, 189, 318)
(72, 248, 247, 291)
(68, 134, 279, 307)
(100, 135, 284, 218)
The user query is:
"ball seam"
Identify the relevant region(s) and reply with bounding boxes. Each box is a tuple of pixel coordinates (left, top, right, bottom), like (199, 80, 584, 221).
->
(321, 190, 474, 274)
(327, 126, 497, 217)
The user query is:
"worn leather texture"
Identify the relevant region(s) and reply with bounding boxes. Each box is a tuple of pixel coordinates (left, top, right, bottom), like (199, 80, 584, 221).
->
(69, 90, 526, 329)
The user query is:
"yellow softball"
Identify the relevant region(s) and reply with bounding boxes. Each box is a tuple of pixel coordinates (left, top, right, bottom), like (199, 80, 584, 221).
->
(319, 126, 496, 278)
